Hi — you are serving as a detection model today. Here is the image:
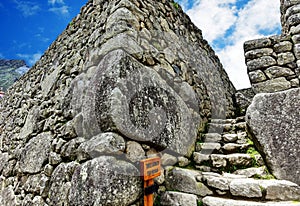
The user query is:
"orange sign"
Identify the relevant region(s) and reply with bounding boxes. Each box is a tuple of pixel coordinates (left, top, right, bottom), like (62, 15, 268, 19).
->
(140, 157, 161, 206)
(140, 157, 161, 181)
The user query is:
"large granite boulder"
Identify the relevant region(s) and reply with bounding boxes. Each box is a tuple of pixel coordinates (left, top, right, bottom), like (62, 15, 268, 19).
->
(246, 88, 300, 185)
(69, 156, 142, 206)
(71, 49, 199, 157)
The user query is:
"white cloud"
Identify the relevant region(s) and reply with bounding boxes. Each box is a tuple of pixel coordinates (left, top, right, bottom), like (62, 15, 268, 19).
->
(17, 52, 42, 66)
(49, 5, 69, 16)
(35, 34, 50, 43)
(48, 0, 64, 5)
(184, 0, 281, 89)
(13, 0, 40, 17)
(187, 0, 238, 42)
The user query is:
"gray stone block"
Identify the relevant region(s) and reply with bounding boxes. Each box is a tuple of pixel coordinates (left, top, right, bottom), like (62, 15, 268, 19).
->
(160, 191, 197, 206)
(249, 70, 267, 83)
(247, 56, 277, 71)
(246, 88, 300, 185)
(252, 77, 291, 93)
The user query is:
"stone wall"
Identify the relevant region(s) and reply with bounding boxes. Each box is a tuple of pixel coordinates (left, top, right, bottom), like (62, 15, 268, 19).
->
(244, 0, 300, 93)
(0, 0, 236, 205)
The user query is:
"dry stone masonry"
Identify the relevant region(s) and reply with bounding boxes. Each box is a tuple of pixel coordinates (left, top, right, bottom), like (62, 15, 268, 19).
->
(244, 0, 300, 93)
(244, 0, 300, 188)
(0, 0, 299, 205)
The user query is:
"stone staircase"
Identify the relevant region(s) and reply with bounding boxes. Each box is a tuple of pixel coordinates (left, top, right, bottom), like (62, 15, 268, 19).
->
(157, 117, 300, 206)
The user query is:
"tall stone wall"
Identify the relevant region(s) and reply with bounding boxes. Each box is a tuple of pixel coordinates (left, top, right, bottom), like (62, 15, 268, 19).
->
(0, 0, 236, 205)
(244, 0, 300, 93)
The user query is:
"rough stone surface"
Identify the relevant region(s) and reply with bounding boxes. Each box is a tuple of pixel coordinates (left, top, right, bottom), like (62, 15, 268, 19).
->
(203, 133, 222, 142)
(202, 196, 300, 206)
(75, 49, 200, 157)
(247, 56, 277, 71)
(193, 152, 210, 165)
(246, 88, 300, 185)
(260, 179, 300, 201)
(211, 154, 227, 168)
(245, 48, 273, 59)
(161, 153, 178, 166)
(234, 88, 255, 115)
(48, 161, 78, 205)
(252, 77, 291, 93)
(244, 4, 300, 93)
(125, 141, 145, 162)
(1, 0, 300, 205)
(19, 132, 53, 174)
(0, 0, 234, 203)
(244, 38, 273, 52)
(249, 70, 267, 83)
(205, 176, 229, 191)
(274, 41, 293, 52)
(160, 191, 197, 206)
(69, 156, 142, 206)
(222, 134, 238, 143)
(165, 167, 213, 196)
(230, 179, 263, 198)
(77, 132, 126, 161)
(277, 52, 295, 65)
(233, 167, 267, 178)
(265, 66, 295, 78)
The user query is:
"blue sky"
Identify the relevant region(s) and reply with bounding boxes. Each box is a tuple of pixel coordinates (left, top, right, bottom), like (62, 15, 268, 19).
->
(0, 0, 86, 65)
(0, 0, 281, 89)
(177, 0, 281, 88)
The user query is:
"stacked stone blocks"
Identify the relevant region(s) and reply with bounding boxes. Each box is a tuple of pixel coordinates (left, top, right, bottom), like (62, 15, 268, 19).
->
(245, 0, 300, 93)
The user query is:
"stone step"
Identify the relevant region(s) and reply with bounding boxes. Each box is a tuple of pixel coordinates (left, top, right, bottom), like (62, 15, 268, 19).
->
(207, 121, 247, 134)
(202, 196, 300, 206)
(193, 153, 263, 172)
(201, 172, 300, 201)
(195, 142, 222, 153)
(163, 168, 300, 205)
(210, 153, 254, 168)
(210, 119, 236, 124)
(202, 133, 222, 142)
(207, 123, 232, 133)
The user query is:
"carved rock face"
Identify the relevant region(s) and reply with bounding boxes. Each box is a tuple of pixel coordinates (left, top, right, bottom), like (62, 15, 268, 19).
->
(71, 49, 200, 157)
(69, 156, 142, 206)
(246, 88, 300, 185)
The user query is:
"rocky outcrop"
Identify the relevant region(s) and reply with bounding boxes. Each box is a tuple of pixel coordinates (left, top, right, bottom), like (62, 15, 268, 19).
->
(0, 59, 29, 91)
(246, 88, 300, 185)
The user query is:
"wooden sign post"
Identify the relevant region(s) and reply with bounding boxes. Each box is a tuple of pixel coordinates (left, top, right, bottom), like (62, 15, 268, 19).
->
(140, 157, 161, 206)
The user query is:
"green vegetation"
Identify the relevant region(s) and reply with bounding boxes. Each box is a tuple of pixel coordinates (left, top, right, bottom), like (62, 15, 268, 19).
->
(197, 200, 203, 206)
(292, 201, 300, 204)
(172, 2, 179, 10)
(154, 195, 161, 206)
(247, 138, 254, 146)
(253, 173, 275, 180)
(253, 167, 275, 180)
